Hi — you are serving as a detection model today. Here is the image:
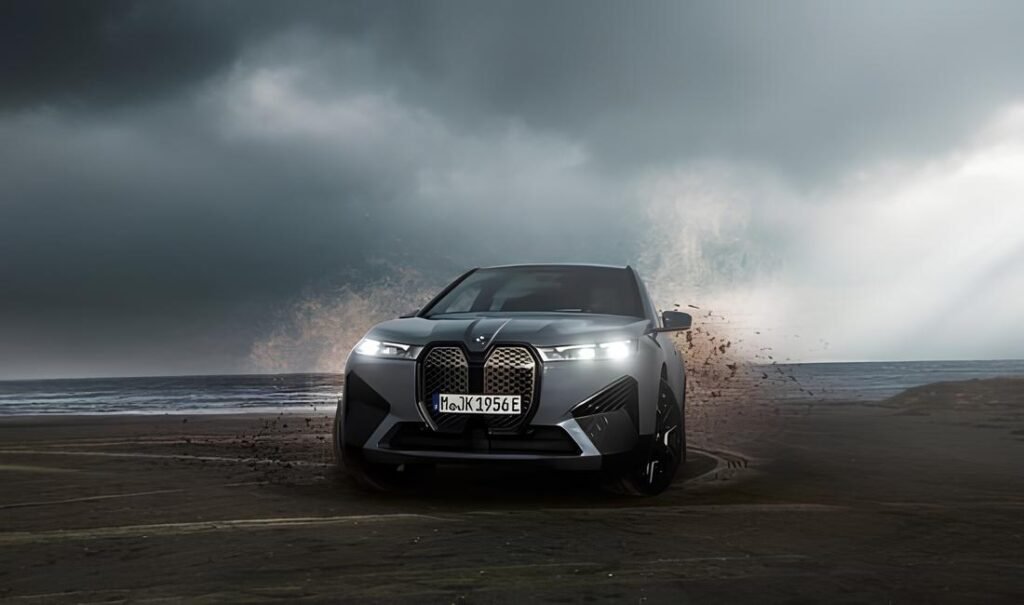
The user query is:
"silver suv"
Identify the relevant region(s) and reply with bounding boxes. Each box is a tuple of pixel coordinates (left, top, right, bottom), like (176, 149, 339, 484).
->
(333, 264, 691, 495)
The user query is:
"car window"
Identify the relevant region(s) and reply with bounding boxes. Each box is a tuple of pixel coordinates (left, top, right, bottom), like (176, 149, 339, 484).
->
(425, 266, 644, 318)
(439, 281, 483, 313)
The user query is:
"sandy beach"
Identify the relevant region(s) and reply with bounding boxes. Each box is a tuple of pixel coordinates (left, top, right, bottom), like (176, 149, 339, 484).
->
(1, 378, 1022, 603)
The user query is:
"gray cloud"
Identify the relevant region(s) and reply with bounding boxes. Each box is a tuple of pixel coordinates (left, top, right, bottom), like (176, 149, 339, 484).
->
(2, 0, 1023, 377)
(269, 0, 1024, 180)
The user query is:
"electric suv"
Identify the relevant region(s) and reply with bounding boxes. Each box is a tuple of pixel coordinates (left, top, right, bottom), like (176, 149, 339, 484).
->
(333, 263, 691, 495)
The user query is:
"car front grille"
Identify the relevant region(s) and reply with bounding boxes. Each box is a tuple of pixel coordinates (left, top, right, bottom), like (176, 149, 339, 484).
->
(421, 347, 469, 396)
(483, 346, 535, 429)
(419, 345, 539, 432)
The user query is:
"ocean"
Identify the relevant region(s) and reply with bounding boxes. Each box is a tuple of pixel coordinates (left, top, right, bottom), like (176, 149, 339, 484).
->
(0, 373, 343, 416)
(1, 360, 1022, 415)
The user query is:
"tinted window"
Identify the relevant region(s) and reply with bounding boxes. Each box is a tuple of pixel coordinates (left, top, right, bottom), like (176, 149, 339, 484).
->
(425, 266, 644, 318)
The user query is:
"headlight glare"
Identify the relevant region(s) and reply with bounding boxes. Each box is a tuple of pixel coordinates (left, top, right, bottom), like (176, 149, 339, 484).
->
(601, 340, 632, 359)
(538, 340, 635, 361)
(353, 338, 420, 359)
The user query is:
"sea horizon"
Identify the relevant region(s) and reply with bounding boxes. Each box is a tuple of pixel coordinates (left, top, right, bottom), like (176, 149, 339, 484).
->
(1, 359, 1023, 416)
(2, 356, 1023, 384)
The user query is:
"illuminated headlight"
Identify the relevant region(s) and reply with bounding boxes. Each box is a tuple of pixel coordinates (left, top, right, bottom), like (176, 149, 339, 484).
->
(537, 340, 635, 361)
(353, 338, 421, 360)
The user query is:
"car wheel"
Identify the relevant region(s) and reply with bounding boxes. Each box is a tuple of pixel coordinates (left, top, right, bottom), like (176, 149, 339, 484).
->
(332, 398, 433, 492)
(680, 377, 688, 465)
(604, 378, 684, 496)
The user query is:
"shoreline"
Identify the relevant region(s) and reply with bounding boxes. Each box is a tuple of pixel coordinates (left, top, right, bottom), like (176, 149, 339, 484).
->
(3, 373, 1024, 419)
(0, 408, 333, 421)
(3, 358, 1023, 383)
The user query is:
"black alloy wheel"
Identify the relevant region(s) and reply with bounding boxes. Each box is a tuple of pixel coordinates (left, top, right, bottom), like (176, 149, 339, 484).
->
(605, 378, 684, 496)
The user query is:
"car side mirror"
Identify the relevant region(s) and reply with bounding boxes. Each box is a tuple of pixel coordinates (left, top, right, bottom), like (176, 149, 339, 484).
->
(653, 311, 692, 332)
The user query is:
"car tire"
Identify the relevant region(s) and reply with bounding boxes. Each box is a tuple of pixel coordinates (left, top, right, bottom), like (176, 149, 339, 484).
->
(332, 398, 433, 492)
(680, 377, 688, 465)
(603, 378, 684, 496)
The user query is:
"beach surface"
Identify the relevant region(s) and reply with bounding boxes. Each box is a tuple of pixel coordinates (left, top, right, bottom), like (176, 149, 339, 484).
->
(1, 378, 1023, 603)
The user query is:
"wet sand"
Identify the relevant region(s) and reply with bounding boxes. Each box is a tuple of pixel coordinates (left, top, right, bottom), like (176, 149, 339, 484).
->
(1, 379, 1023, 603)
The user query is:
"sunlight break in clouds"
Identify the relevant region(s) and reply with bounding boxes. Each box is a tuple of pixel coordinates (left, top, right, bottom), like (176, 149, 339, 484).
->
(640, 103, 1024, 363)
(788, 103, 1024, 362)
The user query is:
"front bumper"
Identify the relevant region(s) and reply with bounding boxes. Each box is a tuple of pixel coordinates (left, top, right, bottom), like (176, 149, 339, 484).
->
(341, 345, 661, 471)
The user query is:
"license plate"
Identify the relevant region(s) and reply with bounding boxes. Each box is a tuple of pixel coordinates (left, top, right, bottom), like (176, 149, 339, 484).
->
(434, 393, 522, 415)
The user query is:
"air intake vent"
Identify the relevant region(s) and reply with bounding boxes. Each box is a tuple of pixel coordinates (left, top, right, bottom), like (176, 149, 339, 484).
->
(572, 376, 638, 418)
(382, 423, 580, 455)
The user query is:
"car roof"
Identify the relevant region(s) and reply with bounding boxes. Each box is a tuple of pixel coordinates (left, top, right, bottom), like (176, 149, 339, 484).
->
(478, 262, 631, 271)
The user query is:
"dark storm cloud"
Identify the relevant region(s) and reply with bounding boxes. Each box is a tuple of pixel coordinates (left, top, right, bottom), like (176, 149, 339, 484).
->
(0, 1, 249, 108)
(2, 0, 1023, 376)
(7, 1, 1023, 173)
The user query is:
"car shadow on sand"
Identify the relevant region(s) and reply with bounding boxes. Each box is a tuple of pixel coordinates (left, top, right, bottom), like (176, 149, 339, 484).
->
(273, 448, 723, 510)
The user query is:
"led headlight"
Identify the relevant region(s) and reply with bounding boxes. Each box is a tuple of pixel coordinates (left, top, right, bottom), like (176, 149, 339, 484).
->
(537, 340, 635, 361)
(353, 338, 421, 360)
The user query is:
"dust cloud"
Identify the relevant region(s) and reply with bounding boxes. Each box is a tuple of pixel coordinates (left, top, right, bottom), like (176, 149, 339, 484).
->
(249, 269, 439, 374)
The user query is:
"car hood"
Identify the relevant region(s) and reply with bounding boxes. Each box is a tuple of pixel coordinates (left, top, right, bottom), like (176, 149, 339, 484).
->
(368, 314, 650, 353)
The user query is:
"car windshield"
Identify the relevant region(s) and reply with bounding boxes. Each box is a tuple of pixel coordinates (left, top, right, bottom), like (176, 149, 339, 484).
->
(424, 266, 645, 318)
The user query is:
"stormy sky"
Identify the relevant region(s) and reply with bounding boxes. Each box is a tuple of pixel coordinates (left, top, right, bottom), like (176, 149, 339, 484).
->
(2, 1, 1023, 378)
